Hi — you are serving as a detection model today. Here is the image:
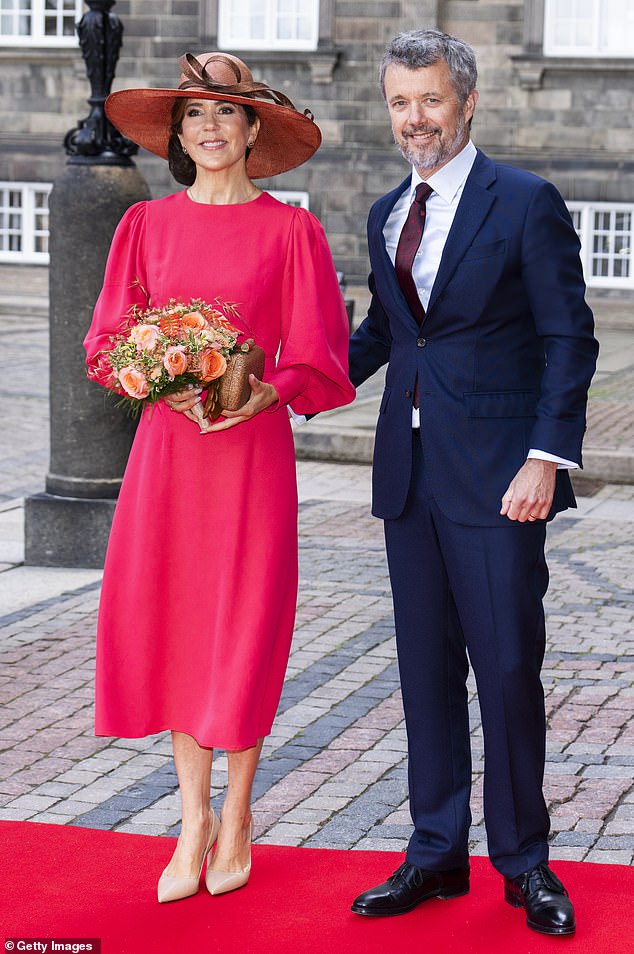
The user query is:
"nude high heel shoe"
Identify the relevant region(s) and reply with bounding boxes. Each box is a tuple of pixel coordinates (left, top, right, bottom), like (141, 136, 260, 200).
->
(157, 808, 220, 903)
(205, 821, 252, 896)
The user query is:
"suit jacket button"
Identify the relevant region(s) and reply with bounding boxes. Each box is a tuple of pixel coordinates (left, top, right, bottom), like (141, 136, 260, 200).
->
(417, 336, 426, 347)
(405, 389, 412, 398)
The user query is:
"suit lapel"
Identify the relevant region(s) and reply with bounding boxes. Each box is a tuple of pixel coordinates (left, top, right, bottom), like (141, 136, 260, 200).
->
(427, 150, 497, 314)
(370, 176, 421, 329)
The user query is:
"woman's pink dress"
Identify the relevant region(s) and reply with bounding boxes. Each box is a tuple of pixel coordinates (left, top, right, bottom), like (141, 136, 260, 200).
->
(84, 191, 354, 750)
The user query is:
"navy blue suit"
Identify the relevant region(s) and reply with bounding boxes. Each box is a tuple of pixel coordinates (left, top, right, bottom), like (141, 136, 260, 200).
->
(349, 149, 598, 878)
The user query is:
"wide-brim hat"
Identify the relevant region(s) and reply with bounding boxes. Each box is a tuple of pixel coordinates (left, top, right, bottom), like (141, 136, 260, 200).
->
(105, 52, 322, 179)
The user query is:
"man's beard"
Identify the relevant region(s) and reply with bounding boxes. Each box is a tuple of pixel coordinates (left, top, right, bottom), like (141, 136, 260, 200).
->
(396, 113, 467, 172)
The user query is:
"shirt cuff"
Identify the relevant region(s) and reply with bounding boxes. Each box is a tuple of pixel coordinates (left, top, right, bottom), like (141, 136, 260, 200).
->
(528, 449, 578, 470)
(289, 406, 307, 425)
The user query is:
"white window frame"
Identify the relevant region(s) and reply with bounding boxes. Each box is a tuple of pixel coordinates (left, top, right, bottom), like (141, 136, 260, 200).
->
(568, 201, 634, 289)
(218, 0, 319, 51)
(266, 190, 309, 209)
(0, 182, 52, 264)
(544, 0, 634, 57)
(0, 0, 82, 48)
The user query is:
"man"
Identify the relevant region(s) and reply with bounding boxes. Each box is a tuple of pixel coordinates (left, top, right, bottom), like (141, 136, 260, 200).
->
(348, 30, 598, 936)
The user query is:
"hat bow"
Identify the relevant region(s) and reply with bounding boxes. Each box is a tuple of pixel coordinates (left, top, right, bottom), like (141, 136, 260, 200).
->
(178, 53, 297, 111)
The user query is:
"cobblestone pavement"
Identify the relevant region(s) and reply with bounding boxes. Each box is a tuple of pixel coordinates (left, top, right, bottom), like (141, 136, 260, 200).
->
(0, 299, 633, 872)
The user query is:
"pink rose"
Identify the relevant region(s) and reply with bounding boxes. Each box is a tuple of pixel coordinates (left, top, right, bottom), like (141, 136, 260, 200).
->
(130, 323, 161, 351)
(118, 365, 150, 399)
(163, 345, 188, 379)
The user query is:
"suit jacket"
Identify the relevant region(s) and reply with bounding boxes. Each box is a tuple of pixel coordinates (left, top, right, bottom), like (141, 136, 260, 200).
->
(349, 148, 599, 525)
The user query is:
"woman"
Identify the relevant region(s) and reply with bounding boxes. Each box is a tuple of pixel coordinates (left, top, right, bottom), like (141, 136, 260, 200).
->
(84, 51, 354, 903)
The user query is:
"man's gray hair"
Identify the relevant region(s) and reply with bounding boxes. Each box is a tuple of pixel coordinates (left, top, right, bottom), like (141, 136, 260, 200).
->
(379, 29, 478, 104)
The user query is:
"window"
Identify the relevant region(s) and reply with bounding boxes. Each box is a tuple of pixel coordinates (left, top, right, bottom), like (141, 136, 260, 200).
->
(218, 0, 319, 51)
(0, 183, 51, 263)
(0, 0, 82, 46)
(266, 190, 309, 209)
(569, 202, 634, 288)
(544, 0, 634, 56)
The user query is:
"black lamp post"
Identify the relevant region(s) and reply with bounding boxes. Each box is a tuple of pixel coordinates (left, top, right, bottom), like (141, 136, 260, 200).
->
(25, 0, 151, 568)
(64, 0, 138, 164)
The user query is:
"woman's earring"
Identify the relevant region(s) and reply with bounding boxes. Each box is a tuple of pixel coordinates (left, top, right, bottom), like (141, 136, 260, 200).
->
(181, 145, 188, 155)
(247, 140, 255, 148)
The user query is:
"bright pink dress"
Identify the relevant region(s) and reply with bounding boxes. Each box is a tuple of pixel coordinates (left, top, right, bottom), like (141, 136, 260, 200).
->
(84, 191, 354, 750)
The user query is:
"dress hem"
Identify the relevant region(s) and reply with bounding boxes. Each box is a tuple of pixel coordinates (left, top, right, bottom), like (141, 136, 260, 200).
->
(94, 724, 269, 752)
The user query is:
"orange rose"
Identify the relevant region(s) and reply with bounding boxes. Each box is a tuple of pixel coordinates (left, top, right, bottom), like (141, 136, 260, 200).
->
(118, 365, 150, 399)
(199, 348, 227, 382)
(163, 345, 188, 379)
(181, 310, 209, 333)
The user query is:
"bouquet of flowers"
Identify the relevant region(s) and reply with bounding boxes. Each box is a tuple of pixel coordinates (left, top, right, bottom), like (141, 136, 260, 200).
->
(88, 297, 257, 423)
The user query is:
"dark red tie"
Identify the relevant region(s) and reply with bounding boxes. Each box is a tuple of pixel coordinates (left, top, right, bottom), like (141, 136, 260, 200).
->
(395, 181, 433, 325)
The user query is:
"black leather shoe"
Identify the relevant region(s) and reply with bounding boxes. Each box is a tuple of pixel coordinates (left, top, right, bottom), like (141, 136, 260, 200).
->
(351, 861, 470, 917)
(504, 863, 575, 935)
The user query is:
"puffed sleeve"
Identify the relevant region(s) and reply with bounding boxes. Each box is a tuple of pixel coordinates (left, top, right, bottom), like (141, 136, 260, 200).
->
(265, 207, 355, 415)
(83, 201, 150, 386)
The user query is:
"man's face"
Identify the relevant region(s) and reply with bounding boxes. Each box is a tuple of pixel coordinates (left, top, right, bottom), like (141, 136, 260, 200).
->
(384, 60, 477, 177)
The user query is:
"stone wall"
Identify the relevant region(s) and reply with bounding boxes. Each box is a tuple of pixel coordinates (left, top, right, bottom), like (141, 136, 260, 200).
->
(1, 0, 632, 294)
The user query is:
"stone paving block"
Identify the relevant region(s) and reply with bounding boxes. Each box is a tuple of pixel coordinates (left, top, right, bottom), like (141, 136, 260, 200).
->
(115, 822, 173, 836)
(298, 794, 351, 812)
(552, 832, 598, 847)
(55, 769, 102, 785)
(549, 847, 589, 861)
(71, 809, 134, 829)
(0, 778, 33, 797)
(32, 781, 82, 798)
(582, 764, 634, 778)
(585, 849, 634, 864)
(123, 807, 181, 826)
(350, 837, 407, 852)
(73, 779, 137, 803)
(255, 832, 305, 847)
(4, 793, 60, 812)
(594, 834, 634, 849)
(265, 821, 321, 841)
(29, 812, 76, 824)
(550, 814, 579, 831)
(0, 807, 42, 821)
(574, 818, 604, 833)
(44, 799, 102, 816)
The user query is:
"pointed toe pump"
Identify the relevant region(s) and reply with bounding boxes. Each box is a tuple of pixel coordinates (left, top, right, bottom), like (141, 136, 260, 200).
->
(157, 808, 220, 903)
(205, 822, 252, 896)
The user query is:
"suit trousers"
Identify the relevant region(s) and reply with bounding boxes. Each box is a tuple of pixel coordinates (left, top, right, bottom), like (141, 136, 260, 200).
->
(384, 432, 551, 879)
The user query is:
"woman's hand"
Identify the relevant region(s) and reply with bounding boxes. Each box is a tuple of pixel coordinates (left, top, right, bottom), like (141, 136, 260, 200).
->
(164, 386, 205, 426)
(202, 375, 279, 433)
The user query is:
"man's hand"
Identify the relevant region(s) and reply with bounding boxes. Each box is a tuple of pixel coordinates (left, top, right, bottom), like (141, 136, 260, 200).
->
(500, 458, 558, 522)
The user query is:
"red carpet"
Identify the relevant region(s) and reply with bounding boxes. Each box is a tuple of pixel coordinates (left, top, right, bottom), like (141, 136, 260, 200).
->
(1, 821, 632, 953)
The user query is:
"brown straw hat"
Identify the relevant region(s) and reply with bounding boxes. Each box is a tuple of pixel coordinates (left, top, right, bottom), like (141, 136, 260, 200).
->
(105, 52, 322, 179)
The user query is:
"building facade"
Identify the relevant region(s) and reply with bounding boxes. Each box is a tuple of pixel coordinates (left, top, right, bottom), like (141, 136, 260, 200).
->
(1, 0, 633, 302)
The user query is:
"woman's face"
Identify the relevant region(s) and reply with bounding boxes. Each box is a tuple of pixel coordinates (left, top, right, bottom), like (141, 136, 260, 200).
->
(178, 99, 259, 175)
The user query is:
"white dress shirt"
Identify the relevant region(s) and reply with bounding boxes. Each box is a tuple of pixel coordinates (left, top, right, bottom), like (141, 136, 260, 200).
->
(384, 141, 576, 469)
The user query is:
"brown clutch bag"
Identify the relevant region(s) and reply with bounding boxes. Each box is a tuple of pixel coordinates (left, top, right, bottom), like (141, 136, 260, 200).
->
(203, 339, 266, 420)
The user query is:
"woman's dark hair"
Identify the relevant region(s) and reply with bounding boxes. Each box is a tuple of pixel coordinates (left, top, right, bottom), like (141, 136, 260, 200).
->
(167, 99, 259, 186)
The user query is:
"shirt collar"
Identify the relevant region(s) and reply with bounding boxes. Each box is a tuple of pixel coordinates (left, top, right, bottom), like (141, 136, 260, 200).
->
(409, 140, 477, 204)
